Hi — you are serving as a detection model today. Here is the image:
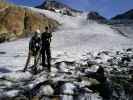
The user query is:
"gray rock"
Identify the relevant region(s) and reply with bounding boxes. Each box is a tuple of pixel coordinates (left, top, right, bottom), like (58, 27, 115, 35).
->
(39, 85, 54, 96)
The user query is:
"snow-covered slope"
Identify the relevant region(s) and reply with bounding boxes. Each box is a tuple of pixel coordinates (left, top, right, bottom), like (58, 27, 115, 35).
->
(0, 7, 133, 70)
(0, 7, 133, 99)
(112, 25, 133, 38)
(29, 7, 133, 52)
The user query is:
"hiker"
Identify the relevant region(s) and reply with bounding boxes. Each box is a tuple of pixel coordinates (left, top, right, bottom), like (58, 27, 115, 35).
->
(86, 66, 112, 100)
(23, 29, 41, 72)
(41, 26, 52, 72)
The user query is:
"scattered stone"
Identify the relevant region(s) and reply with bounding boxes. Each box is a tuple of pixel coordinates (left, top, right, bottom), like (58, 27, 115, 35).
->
(0, 51, 6, 54)
(0, 49, 133, 99)
(39, 85, 54, 96)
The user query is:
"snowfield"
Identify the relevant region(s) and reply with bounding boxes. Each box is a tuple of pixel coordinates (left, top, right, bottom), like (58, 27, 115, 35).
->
(0, 7, 133, 69)
(0, 7, 133, 99)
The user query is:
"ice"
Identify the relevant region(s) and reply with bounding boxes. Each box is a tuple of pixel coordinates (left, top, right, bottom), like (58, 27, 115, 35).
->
(0, 6, 133, 99)
(0, 7, 133, 71)
(4, 90, 19, 97)
(1, 71, 32, 82)
(60, 83, 76, 100)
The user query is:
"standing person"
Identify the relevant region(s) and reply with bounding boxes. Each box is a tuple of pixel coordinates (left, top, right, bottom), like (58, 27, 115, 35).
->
(41, 26, 52, 72)
(23, 29, 41, 73)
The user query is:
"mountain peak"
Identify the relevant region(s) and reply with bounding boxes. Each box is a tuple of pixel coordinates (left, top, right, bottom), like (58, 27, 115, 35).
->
(37, 0, 66, 9)
(112, 9, 133, 20)
(36, 0, 82, 16)
(87, 11, 106, 20)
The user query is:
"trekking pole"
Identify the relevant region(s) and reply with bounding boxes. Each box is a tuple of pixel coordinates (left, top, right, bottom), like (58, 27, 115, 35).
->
(23, 51, 31, 72)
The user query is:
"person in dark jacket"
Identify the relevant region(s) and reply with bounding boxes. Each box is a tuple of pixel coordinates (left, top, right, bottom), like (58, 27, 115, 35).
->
(86, 65, 112, 100)
(23, 29, 41, 73)
(41, 27, 52, 72)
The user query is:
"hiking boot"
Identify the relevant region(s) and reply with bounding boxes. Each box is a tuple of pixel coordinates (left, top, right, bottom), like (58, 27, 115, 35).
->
(42, 67, 51, 73)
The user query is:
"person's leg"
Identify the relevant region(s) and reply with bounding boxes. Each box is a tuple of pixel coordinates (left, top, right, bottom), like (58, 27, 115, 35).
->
(33, 51, 41, 73)
(46, 46, 51, 72)
(33, 54, 38, 74)
(42, 49, 46, 68)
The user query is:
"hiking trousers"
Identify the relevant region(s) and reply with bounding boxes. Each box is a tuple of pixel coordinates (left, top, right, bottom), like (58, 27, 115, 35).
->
(41, 43, 51, 71)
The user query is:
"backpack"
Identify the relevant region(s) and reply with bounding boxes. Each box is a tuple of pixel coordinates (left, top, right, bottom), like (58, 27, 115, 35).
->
(29, 36, 40, 56)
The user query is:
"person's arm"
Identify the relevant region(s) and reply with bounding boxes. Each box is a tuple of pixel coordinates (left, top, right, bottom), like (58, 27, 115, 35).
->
(49, 32, 52, 42)
(29, 37, 33, 50)
(38, 37, 42, 50)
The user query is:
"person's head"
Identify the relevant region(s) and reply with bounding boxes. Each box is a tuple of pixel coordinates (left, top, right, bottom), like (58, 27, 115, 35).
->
(36, 29, 41, 34)
(34, 29, 40, 37)
(45, 26, 49, 32)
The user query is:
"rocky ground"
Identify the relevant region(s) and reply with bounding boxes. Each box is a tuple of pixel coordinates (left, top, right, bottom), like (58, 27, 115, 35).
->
(0, 48, 133, 100)
(0, 2, 133, 100)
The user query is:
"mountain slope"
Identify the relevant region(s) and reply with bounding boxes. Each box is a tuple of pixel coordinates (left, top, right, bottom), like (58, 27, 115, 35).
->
(29, 7, 133, 51)
(112, 9, 133, 20)
(0, 1, 59, 43)
(110, 9, 133, 39)
(1, 7, 133, 60)
(87, 12, 106, 20)
(0, 6, 132, 71)
(0, 6, 133, 100)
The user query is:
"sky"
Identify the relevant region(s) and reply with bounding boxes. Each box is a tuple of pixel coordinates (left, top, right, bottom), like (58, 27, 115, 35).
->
(6, 0, 133, 19)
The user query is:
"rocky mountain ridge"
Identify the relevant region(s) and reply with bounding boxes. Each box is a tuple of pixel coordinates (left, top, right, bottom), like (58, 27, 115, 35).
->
(87, 11, 106, 21)
(36, 0, 82, 16)
(112, 9, 133, 20)
(0, 1, 59, 43)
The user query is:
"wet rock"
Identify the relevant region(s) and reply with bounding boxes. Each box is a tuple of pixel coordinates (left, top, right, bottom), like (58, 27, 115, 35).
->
(80, 77, 92, 87)
(61, 83, 76, 94)
(4, 90, 20, 97)
(85, 65, 99, 73)
(78, 92, 101, 100)
(1, 49, 133, 99)
(87, 61, 96, 67)
(55, 62, 69, 72)
(39, 85, 54, 96)
(126, 48, 133, 52)
(60, 82, 76, 100)
(13, 95, 28, 100)
(0, 51, 6, 54)
(2, 71, 32, 82)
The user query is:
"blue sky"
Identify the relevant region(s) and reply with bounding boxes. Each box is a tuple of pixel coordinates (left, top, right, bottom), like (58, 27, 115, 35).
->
(7, 0, 133, 19)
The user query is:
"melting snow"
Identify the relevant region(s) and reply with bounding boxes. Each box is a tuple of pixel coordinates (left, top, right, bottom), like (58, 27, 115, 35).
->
(0, 7, 133, 99)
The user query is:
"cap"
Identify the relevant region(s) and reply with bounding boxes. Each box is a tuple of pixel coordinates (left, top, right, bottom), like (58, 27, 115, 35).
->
(36, 29, 41, 33)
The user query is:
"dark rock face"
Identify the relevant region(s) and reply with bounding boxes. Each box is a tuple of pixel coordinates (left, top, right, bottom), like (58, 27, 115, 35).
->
(87, 11, 106, 21)
(37, 0, 68, 10)
(0, 1, 59, 43)
(112, 9, 133, 20)
(36, 0, 82, 16)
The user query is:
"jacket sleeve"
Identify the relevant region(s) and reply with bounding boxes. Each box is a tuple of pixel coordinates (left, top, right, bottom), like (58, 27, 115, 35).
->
(50, 32, 52, 37)
(29, 38, 33, 49)
(49, 32, 52, 42)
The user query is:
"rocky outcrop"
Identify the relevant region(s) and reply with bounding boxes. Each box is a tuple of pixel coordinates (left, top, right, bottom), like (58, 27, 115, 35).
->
(87, 11, 106, 21)
(0, 1, 59, 43)
(36, 0, 82, 16)
(112, 9, 133, 20)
